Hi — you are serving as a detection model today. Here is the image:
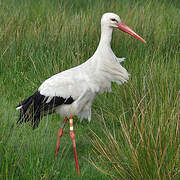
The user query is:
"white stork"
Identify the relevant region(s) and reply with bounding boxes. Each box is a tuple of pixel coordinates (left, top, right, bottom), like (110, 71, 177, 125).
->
(16, 12, 146, 174)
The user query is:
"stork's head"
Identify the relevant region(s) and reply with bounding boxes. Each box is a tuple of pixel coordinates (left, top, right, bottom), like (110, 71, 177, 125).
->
(101, 12, 146, 43)
(101, 13, 121, 28)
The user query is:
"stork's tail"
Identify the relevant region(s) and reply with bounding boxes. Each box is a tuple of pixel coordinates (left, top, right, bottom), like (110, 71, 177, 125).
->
(16, 91, 45, 129)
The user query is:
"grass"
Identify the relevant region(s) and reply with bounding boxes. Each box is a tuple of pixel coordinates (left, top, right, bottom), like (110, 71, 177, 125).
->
(0, 0, 180, 179)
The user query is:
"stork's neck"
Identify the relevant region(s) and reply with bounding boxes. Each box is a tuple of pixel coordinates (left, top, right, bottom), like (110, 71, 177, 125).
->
(97, 26, 113, 50)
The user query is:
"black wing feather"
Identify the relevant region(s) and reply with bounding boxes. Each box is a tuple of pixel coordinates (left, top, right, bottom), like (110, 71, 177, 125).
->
(16, 91, 74, 129)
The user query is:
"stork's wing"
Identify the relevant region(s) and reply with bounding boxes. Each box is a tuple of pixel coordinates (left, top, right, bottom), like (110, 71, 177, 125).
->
(38, 66, 89, 101)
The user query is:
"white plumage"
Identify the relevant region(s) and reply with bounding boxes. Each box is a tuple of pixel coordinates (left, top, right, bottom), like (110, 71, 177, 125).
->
(16, 12, 146, 128)
(38, 13, 129, 121)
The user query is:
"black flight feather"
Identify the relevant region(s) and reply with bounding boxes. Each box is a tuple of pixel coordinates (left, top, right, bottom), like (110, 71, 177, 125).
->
(16, 91, 74, 129)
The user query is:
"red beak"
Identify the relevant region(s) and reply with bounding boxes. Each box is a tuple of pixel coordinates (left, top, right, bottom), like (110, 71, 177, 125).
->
(118, 22, 146, 43)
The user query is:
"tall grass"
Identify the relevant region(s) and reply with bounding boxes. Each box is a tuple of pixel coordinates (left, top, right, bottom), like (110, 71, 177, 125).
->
(88, 1, 180, 179)
(0, 0, 179, 179)
(89, 76, 179, 179)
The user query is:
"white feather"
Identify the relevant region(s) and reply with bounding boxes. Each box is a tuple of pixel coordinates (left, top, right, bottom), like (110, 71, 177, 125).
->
(16, 106, 22, 110)
(117, 57, 125, 63)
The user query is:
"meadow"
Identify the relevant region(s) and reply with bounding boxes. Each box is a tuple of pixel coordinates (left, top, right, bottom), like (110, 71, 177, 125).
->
(0, 0, 179, 179)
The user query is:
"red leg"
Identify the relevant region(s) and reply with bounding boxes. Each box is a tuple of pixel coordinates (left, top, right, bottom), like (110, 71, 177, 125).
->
(69, 116, 80, 174)
(55, 117, 68, 158)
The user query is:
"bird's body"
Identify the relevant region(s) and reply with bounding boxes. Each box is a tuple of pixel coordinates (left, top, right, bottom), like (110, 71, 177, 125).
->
(16, 12, 145, 129)
(39, 41, 129, 120)
(16, 13, 132, 128)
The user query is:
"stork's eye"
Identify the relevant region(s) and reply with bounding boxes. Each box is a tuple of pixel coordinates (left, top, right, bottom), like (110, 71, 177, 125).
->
(111, 18, 118, 23)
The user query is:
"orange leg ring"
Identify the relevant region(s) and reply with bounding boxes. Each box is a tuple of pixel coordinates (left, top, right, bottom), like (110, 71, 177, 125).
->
(69, 116, 80, 174)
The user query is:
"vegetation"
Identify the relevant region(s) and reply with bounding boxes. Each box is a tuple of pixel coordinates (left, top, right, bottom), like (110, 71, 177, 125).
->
(0, 0, 179, 179)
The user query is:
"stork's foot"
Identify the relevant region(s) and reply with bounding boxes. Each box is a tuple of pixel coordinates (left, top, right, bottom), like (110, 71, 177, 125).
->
(54, 116, 80, 174)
